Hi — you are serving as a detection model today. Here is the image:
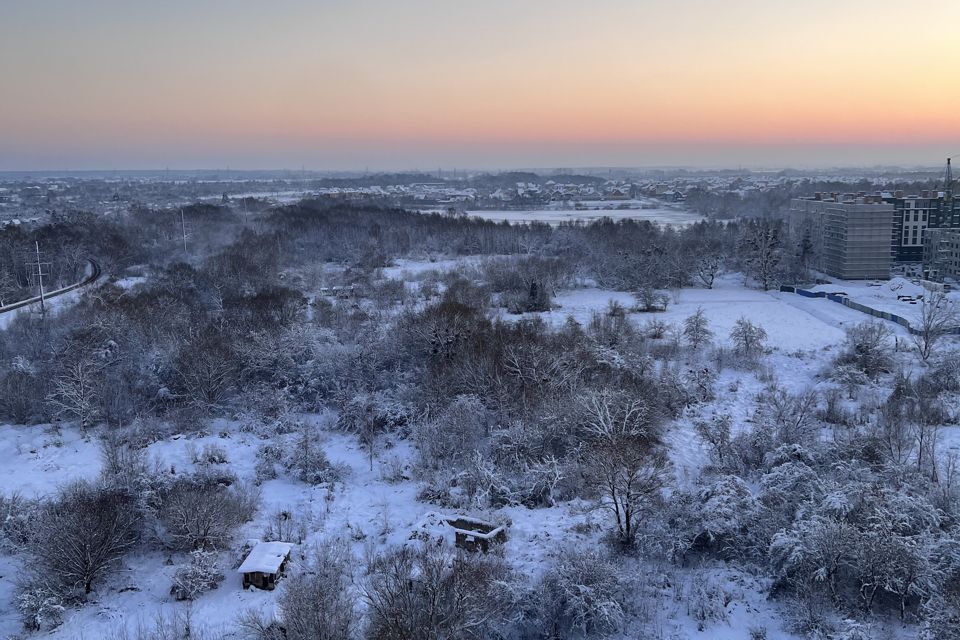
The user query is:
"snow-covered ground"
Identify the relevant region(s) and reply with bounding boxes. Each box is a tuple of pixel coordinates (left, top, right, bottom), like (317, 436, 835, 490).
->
(0, 416, 806, 640)
(809, 276, 960, 326)
(380, 256, 487, 280)
(460, 206, 703, 226)
(532, 274, 874, 352)
(4, 266, 956, 639)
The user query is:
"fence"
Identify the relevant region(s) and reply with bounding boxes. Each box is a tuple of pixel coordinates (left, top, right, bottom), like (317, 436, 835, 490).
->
(779, 284, 960, 336)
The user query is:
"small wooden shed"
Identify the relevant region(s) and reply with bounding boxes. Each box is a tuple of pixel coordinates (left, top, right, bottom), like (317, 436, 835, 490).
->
(238, 541, 294, 590)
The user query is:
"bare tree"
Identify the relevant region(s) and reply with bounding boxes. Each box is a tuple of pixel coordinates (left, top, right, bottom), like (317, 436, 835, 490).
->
(0, 269, 20, 306)
(156, 477, 259, 550)
(578, 390, 655, 444)
(278, 539, 357, 640)
(695, 255, 722, 289)
(46, 358, 101, 432)
(585, 436, 671, 545)
(30, 481, 140, 596)
(362, 542, 517, 640)
(911, 291, 958, 362)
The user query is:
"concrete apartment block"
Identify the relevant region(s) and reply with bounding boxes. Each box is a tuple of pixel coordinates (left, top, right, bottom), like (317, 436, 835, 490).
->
(791, 195, 894, 280)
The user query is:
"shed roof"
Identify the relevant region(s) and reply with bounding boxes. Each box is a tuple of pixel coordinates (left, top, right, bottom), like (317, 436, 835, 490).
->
(237, 541, 294, 574)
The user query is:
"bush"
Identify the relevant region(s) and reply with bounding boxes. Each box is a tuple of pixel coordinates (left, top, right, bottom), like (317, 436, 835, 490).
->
(529, 550, 624, 639)
(363, 542, 517, 640)
(17, 585, 65, 632)
(30, 480, 140, 596)
(171, 549, 224, 601)
(0, 492, 36, 550)
(836, 321, 892, 380)
(255, 443, 285, 483)
(414, 395, 487, 471)
(279, 539, 357, 640)
(287, 431, 345, 485)
(192, 443, 229, 466)
(156, 475, 259, 550)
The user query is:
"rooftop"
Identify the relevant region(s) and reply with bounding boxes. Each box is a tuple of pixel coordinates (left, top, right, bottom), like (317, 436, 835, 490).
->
(237, 541, 294, 574)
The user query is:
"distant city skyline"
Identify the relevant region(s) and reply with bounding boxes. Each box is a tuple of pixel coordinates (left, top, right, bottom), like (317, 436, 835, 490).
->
(2, 0, 958, 171)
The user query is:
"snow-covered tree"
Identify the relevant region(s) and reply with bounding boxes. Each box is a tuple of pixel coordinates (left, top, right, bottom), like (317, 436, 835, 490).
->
(363, 542, 517, 640)
(838, 321, 892, 380)
(46, 358, 101, 432)
(695, 254, 722, 289)
(683, 307, 714, 350)
(730, 317, 767, 360)
(171, 549, 224, 601)
(695, 414, 733, 467)
(912, 291, 958, 362)
(739, 219, 782, 291)
(157, 476, 258, 550)
(279, 539, 357, 640)
(30, 481, 140, 596)
(532, 550, 624, 639)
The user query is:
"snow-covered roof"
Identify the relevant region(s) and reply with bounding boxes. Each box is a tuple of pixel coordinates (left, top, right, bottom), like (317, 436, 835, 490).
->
(237, 541, 294, 574)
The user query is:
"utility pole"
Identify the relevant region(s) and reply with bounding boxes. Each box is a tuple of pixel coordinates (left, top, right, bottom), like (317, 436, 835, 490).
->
(180, 207, 188, 255)
(26, 241, 50, 315)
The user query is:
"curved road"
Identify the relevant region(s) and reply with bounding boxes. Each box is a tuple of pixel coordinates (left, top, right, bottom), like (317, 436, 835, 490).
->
(0, 258, 102, 314)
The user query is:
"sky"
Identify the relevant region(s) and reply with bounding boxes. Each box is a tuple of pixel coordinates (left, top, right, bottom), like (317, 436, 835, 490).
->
(1, 0, 959, 171)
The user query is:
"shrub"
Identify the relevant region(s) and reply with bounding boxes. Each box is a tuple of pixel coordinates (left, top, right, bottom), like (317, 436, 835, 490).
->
(30, 480, 140, 596)
(192, 443, 229, 466)
(287, 432, 345, 485)
(414, 395, 487, 471)
(171, 549, 224, 601)
(255, 443, 285, 482)
(279, 539, 357, 640)
(363, 542, 517, 640)
(530, 550, 624, 639)
(156, 475, 259, 550)
(0, 492, 36, 550)
(17, 585, 65, 632)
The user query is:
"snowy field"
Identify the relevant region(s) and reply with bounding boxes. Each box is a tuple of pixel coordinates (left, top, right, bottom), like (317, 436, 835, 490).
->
(531, 274, 882, 352)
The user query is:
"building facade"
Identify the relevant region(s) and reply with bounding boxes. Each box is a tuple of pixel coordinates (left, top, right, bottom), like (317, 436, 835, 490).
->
(882, 191, 959, 263)
(922, 227, 960, 283)
(790, 195, 895, 280)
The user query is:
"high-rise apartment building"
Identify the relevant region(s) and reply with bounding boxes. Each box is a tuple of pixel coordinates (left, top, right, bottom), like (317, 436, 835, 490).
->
(790, 194, 895, 280)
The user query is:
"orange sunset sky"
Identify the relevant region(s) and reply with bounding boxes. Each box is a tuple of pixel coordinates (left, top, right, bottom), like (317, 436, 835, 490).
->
(1, 0, 959, 170)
